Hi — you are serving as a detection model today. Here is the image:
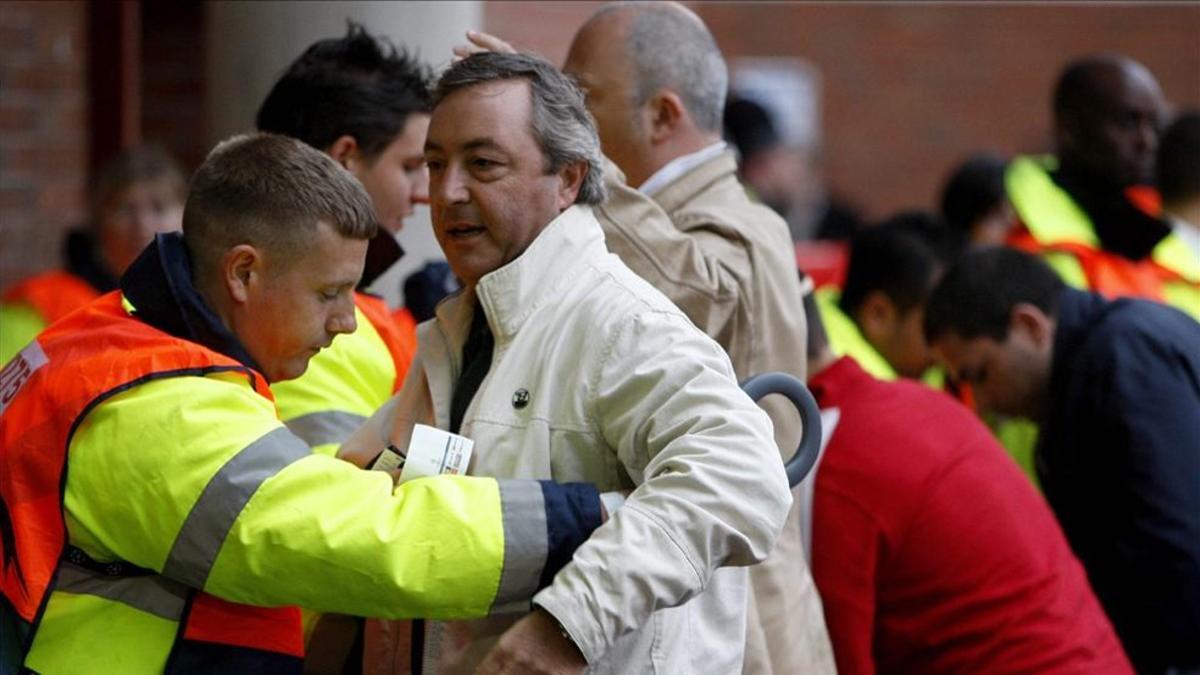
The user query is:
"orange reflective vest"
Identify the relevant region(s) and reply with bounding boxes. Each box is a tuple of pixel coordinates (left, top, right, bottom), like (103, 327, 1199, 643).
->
(0, 292, 304, 671)
(1007, 226, 1189, 304)
(392, 305, 420, 360)
(2, 270, 102, 324)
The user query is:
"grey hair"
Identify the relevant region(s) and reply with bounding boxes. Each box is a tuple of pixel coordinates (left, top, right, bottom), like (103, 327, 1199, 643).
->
(433, 52, 607, 205)
(600, 2, 728, 132)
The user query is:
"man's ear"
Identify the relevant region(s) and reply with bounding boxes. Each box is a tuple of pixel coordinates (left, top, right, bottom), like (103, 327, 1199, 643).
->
(1010, 302, 1053, 347)
(555, 161, 587, 210)
(222, 244, 263, 305)
(326, 135, 362, 173)
(646, 89, 686, 145)
(857, 290, 898, 344)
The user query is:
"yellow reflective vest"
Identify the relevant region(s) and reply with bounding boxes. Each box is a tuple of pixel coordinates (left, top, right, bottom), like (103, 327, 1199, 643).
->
(1, 235, 601, 674)
(1006, 156, 1200, 320)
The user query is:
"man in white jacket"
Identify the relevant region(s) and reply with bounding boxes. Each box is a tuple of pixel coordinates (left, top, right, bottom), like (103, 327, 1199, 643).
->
(339, 52, 792, 674)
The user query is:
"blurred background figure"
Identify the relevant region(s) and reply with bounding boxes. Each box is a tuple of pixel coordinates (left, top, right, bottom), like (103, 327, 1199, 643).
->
(814, 211, 961, 383)
(1, 145, 185, 365)
(723, 92, 862, 289)
(724, 93, 818, 238)
(1006, 54, 1199, 319)
(939, 152, 1014, 247)
(1157, 110, 1200, 260)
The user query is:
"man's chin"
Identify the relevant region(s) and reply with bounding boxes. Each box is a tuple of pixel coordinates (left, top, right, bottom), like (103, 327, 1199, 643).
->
(270, 358, 314, 383)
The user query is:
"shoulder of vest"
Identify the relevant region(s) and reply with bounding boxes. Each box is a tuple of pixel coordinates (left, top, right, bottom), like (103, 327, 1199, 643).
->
(1006, 155, 1099, 248)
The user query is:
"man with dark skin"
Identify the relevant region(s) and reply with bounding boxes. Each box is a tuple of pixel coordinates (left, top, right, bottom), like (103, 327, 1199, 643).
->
(1005, 54, 1199, 319)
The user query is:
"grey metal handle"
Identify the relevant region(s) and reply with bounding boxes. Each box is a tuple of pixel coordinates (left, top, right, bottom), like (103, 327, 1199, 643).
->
(740, 372, 822, 488)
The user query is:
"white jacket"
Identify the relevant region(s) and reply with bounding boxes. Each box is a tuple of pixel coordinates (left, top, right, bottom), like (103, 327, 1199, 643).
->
(345, 205, 792, 674)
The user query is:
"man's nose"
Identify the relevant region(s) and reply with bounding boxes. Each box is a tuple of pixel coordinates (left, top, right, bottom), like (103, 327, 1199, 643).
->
(327, 300, 358, 336)
(433, 165, 469, 204)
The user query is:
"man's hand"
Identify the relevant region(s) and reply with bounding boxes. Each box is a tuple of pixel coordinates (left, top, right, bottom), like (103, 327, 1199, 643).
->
(452, 30, 517, 60)
(475, 607, 586, 675)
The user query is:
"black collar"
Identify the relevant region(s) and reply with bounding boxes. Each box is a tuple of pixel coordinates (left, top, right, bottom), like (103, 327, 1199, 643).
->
(120, 232, 263, 373)
(359, 230, 405, 290)
(1052, 169, 1170, 260)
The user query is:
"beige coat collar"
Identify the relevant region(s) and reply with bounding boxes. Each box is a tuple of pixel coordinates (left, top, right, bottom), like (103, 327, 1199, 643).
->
(650, 149, 740, 215)
(433, 204, 606, 350)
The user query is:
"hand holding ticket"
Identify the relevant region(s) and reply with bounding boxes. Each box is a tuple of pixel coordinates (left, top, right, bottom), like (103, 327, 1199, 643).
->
(376, 424, 474, 484)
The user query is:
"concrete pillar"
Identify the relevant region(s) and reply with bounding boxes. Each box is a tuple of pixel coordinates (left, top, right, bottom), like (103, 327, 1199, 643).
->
(206, 1, 482, 305)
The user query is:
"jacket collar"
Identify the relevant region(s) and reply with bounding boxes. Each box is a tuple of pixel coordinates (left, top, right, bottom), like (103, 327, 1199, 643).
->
(435, 205, 607, 348)
(120, 232, 263, 372)
(638, 141, 728, 197)
(650, 149, 739, 215)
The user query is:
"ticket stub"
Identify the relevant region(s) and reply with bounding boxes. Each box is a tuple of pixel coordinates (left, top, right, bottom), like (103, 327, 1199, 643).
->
(397, 423, 475, 484)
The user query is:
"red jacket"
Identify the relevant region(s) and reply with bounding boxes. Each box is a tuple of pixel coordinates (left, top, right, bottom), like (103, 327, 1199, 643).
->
(809, 357, 1130, 674)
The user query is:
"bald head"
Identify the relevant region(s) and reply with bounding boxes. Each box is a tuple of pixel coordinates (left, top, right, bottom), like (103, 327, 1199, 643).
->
(593, 2, 727, 130)
(565, 1, 728, 185)
(1052, 55, 1166, 188)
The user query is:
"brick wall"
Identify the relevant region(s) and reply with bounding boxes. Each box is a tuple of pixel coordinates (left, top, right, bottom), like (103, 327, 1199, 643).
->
(0, 1, 88, 291)
(485, 2, 1200, 222)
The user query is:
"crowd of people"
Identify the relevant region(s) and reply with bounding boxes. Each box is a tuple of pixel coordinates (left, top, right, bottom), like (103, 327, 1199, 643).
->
(1, 3, 1197, 674)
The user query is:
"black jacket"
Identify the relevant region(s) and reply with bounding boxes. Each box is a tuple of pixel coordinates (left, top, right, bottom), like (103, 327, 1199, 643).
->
(1037, 288, 1200, 673)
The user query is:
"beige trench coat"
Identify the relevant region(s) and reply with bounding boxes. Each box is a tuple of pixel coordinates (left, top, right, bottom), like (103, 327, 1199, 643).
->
(597, 152, 836, 674)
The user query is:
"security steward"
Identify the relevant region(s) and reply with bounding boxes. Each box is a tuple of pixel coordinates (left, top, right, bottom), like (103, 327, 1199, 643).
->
(0, 133, 602, 674)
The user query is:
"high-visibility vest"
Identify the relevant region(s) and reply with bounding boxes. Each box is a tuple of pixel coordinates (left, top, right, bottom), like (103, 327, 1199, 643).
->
(271, 292, 415, 456)
(1006, 156, 1200, 320)
(0, 292, 304, 672)
(1, 271, 103, 366)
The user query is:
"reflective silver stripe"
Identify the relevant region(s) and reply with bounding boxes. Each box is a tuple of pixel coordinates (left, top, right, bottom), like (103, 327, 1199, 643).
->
(56, 561, 188, 621)
(162, 426, 309, 589)
(490, 479, 548, 613)
(284, 410, 367, 448)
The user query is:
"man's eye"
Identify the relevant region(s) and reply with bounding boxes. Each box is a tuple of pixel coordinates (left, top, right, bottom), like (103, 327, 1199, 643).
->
(320, 290, 339, 301)
(424, 159, 444, 171)
(472, 158, 499, 170)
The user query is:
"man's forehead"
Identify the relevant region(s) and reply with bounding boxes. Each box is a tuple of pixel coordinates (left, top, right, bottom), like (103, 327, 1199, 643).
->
(428, 80, 531, 142)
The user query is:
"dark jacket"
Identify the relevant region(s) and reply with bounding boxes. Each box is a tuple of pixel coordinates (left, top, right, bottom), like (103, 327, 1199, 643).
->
(1038, 288, 1200, 673)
